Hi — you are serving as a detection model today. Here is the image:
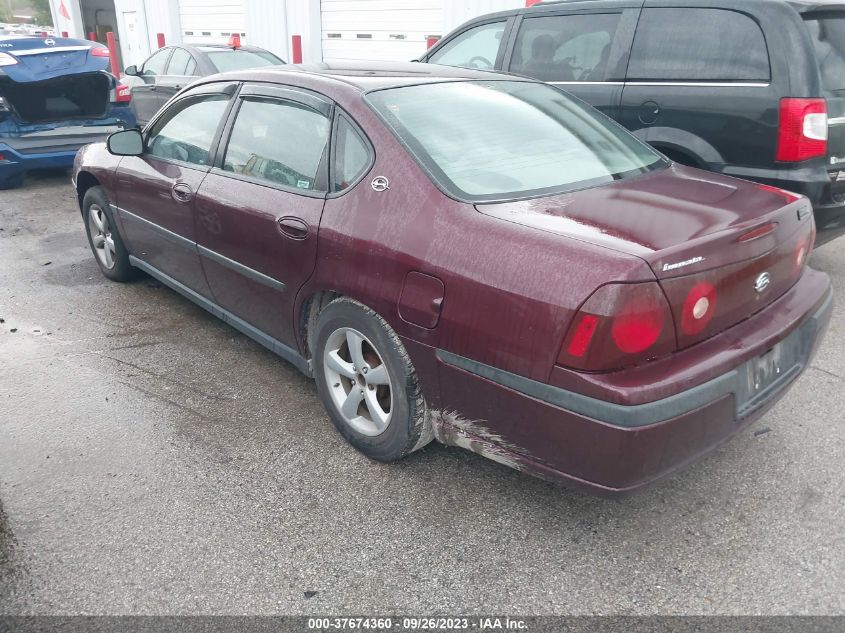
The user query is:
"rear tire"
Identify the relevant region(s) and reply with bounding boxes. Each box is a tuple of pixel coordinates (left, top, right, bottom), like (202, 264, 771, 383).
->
(313, 297, 433, 461)
(83, 186, 138, 282)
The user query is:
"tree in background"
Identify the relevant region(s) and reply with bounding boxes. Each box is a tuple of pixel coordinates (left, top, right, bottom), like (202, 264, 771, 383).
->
(31, 0, 53, 26)
(0, 1, 53, 26)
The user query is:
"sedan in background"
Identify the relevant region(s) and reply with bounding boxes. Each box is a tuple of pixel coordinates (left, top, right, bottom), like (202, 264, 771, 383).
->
(73, 62, 832, 495)
(124, 40, 284, 126)
(0, 34, 135, 189)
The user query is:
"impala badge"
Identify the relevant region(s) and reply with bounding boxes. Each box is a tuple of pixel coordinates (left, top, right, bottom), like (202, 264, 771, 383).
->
(754, 272, 771, 294)
(371, 176, 389, 192)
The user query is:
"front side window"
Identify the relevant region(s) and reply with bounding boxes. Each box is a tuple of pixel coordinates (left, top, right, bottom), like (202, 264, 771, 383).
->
(627, 8, 770, 82)
(428, 22, 506, 70)
(146, 94, 230, 165)
(142, 48, 171, 76)
(510, 13, 622, 82)
(223, 97, 330, 191)
(367, 81, 665, 201)
(333, 117, 371, 192)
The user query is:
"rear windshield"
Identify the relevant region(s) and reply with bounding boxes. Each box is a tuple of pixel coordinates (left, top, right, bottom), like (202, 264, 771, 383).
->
(804, 13, 845, 95)
(366, 80, 665, 202)
(204, 49, 283, 73)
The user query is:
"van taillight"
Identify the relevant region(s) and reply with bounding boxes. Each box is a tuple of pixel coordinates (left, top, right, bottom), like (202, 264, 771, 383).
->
(90, 47, 110, 57)
(776, 98, 827, 162)
(559, 282, 676, 371)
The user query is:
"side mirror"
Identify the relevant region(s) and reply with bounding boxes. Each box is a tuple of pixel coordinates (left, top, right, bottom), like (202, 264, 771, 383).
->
(124, 64, 138, 76)
(107, 129, 144, 156)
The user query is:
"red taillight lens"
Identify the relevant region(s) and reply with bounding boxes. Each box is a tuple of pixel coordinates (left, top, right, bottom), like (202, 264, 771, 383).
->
(558, 282, 676, 371)
(90, 47, 110, 57)
(115, 83, 131, 103)
(794, 227, 815, 277)
(566, 314, 599, 358)
(776, 98, 827, 162)
(612, 294, 667, 354)
(680, 281, 717, 336)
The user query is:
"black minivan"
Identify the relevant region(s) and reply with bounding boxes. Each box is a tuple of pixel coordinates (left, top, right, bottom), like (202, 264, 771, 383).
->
(421, 0, 845, 243)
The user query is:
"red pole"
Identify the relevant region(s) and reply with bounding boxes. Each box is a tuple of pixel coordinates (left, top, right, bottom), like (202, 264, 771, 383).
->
(157, 33, 165, 48)
(291, 35, 302, 64)
(40, 31, 48, 38)
(61, 31, 68, 38)
(106, 31, 120, 77)
(525, 0, 543, 6)
(426, 35, 440, 49)
(88, 31, 97, 42)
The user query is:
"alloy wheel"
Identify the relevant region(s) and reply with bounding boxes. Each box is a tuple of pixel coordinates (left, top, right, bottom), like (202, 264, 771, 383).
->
(323, 327, 393, 437)
(87, 204, 116, 269)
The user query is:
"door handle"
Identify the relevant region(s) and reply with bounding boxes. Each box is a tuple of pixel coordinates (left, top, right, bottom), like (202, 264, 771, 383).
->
(277, 216, 308, 240)
(172, 182, 193, 203)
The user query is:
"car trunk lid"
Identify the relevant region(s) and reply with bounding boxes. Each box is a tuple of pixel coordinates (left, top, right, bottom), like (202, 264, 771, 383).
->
(0, 37, 104, 82)
(475, 164, 816, 349)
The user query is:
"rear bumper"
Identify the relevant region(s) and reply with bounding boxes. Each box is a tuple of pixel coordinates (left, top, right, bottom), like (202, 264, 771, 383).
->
(434, 268, 833, 496)
(0, 123, 123, 182)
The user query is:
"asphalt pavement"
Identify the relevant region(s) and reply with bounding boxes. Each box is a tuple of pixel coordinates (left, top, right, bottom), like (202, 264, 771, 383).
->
(0, 172, 843, 615)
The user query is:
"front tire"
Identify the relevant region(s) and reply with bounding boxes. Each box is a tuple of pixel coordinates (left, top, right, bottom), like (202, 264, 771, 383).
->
(313, 298, 433, 461)
(83, 186, 138, 282)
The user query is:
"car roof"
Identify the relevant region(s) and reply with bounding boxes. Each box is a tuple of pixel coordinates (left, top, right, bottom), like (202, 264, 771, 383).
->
(209, 61, 530, 92)
(458, 0, 845, 17)
(184, 43, 275, 54)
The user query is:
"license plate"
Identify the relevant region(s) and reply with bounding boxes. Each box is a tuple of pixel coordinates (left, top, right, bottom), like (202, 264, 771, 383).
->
(736, 334, 803, 418)
(749, 344, 786, 394)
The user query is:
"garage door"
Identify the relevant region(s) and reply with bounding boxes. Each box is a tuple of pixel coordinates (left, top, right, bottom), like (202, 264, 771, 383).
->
(180, 0, 246, 45)
(321, 0, 443, 62)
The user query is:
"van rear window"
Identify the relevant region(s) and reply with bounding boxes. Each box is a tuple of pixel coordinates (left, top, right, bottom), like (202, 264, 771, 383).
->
(804, 14, 845, 95)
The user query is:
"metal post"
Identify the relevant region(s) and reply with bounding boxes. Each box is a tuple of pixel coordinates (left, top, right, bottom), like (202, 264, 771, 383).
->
(106, 31, 120, 76)
(291, 35, 302, 64)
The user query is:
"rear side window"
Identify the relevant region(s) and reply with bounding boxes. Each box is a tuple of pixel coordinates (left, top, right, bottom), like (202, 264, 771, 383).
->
(428, 21, 506, 70)
(510, 13, 622, 82)
(223, 97, 330, 191)
(332, 117, 371, 192)
(804, 13, 845, 95)
(628, 8, 770, 82)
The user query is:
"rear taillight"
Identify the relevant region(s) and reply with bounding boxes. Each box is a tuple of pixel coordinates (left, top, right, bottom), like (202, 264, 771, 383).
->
(115, 83, 131, 103)
(794, 225, 815, 277)
(559, 282, 676, 371)
(90, 47, 110, 57)
(680, 281, 717, 336)
(776, 98, 827, 162)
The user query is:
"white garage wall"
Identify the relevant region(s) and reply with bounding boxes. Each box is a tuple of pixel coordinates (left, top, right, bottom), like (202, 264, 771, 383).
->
(321, 0, 443, 62)
(443, 0, 526, 34)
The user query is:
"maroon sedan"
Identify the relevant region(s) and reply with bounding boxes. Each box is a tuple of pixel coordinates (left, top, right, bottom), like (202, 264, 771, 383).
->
(72, 62, 833, 495)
